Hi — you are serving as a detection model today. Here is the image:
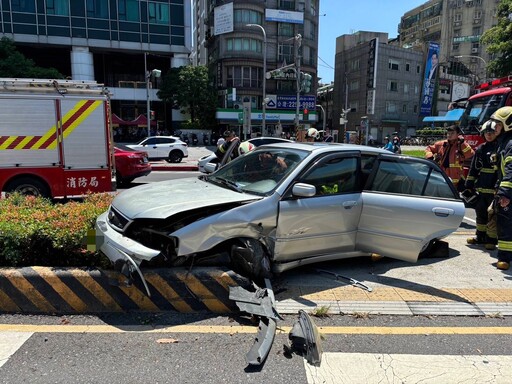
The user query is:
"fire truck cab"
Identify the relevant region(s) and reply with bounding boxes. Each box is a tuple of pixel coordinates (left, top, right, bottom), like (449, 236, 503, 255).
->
(0, 78, 116, 199)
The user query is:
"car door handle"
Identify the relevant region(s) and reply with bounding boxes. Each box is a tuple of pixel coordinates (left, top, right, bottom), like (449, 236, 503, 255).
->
(152, 146, 158, 148)
(343, 201, 358, 209)
(432, 207, 454, 217)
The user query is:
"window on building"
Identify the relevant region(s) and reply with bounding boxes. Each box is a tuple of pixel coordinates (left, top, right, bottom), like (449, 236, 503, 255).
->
(402, 104, 408, 113)
(414, 105, 418, 113)
(454, 29, 461, 37)
(349, 80, 359, 91)
(475, 0, 482, 5)
(278, 43, 294, 63)
(417, 65, 421, 74)
(87, 0, 109, 19)
(11, 0, 35, 12)
(405, 63, 410, 72)
(388, 59, 400, 71)
(414, 84, 419, 94)
(404, 83, 409, 94)
(474, 10, 482, 19)
(350, 59, 360, 70)
(227, 66, 262, 88)
(234, 9, 262, 25)
(278, 23, 294, 37)
(388, 80, 398, 92)
(227, 38, 262, 53)
(279, 0, 295, 10)
(46, 0, 69, 15)
(452, 43, 460, 51)
(454, 13, 462, 22)
(148, 1, 169, 24)
(119, 0, 139, 21)
(472, 26, 482, 35)
(386, 101, 397, 113)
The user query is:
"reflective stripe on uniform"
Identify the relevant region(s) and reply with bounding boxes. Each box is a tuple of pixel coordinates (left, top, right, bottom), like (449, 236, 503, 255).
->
(498, 240, 512, 252)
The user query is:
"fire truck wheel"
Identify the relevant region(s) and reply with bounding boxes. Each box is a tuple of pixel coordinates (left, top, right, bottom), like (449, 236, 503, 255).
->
(167, 150, 183, 163)
(5, 177, 50, 198)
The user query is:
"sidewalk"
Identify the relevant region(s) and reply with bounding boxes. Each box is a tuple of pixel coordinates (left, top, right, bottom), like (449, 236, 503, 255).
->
(150, 145, 215, 171)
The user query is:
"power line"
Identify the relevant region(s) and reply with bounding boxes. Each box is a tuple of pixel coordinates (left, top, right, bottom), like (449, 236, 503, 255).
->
(318, 56, 334, 70)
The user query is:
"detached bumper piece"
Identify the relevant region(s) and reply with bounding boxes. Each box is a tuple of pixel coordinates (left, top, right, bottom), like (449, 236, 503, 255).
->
(288, 310, 323, 366)
(229, 278, 282, 366)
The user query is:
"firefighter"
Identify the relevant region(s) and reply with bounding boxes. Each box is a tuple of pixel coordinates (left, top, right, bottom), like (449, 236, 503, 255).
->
(489, 106, 512, 270)
(215, 130, 240, 164)
(464, 120, 499, 249)
(305, 128, 319, 142)
(424, 124, 475, 191)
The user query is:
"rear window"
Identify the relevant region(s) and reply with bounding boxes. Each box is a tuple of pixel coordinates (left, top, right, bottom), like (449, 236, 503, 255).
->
(115, 144, 137, 152)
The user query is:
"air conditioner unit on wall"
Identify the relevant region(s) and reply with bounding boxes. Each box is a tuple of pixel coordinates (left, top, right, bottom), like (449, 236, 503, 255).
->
(471, 47, 479, 53)
(454, 21, 461, 26)
(473, 18, 481, 24)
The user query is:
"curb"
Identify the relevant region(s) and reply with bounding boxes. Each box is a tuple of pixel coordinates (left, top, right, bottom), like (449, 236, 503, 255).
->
(0, 266, 251, 314)
(151, 165, 198, 172)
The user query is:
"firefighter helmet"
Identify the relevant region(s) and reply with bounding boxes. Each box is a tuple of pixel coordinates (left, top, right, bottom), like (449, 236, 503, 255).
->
(490, 106, 512, 132)
(479, 120, 497, 134)
(238, 141, 255, 156)
(306, 128, 319, 139)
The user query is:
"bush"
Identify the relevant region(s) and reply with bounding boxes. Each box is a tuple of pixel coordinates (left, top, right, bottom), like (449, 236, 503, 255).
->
(0, 193, 114, 267)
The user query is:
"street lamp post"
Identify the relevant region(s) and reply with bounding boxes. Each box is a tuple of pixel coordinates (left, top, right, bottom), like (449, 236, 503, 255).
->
(247, 24, 267, 135)
(144, 52, 161, 137)
(316, 104, 326, 133)
(454, 55, 487, 81)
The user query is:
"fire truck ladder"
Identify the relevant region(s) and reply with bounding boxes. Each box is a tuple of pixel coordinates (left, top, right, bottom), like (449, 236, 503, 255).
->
(0, 78, 110, 96)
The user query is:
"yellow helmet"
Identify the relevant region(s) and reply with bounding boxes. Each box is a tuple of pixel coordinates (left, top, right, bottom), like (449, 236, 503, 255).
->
(490, 106, 512, 132)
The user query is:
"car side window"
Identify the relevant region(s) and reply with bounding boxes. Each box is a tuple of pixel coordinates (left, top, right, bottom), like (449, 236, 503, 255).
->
(157, 138, 174, 144)
(144, 138, 157, 145)
(300, 156, 358, 196)
(369, 159, 455, 198)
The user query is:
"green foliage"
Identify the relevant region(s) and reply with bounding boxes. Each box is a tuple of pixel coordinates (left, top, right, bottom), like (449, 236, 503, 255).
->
(158, 65, 217, 129)
(401, 149, 425, 158)
(416, 128, 445, 137)
(0, 37, 63, 79)
(480, 0, 512, 77)
(0, 193, 114, 267)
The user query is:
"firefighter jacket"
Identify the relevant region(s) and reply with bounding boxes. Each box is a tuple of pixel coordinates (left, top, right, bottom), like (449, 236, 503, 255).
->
(465, 140, 498, 195)
(425, 138, 474, 187)
(496, 131, 512, 200)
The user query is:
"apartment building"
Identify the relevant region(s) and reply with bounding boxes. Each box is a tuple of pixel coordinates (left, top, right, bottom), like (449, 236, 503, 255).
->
(193, 0, 320, 138)
(0, 0, 192, 132)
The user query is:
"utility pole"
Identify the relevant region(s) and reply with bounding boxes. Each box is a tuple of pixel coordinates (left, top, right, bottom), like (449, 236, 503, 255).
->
(294, 34, 302, 134)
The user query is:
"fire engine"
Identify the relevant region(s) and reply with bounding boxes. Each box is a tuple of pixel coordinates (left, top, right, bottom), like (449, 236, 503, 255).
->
(459, 75, 512, 147)
(0, 78, 116, 198)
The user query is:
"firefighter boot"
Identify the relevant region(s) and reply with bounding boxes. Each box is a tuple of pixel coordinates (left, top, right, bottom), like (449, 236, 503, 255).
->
(485, 237, 497, 251)
(467, 231, 486, 245)
(497, 251, 511, 270)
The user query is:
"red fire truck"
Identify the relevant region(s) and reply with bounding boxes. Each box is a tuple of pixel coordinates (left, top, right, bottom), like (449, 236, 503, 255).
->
(459, 75, 512, 147)
(0, 78, 116, 198)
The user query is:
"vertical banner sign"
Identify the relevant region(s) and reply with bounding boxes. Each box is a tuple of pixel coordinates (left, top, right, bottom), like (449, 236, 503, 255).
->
(366, 38, 378, 115)
(420, 42, 440, 115)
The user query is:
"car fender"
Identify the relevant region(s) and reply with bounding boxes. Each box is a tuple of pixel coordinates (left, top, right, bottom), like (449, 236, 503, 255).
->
(171, 193, 280, 256)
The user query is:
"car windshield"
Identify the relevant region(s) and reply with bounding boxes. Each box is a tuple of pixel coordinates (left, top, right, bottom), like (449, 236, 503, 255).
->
(206, 147, 308, 195)
(461, 94, 506, 133)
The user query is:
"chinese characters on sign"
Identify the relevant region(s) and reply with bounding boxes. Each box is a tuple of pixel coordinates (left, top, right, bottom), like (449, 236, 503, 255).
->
(274, 95, 315, 110)
(66, 177, 99, 189)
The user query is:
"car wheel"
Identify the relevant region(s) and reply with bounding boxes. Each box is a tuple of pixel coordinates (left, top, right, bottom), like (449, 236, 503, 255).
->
(167, 150, 183, 163)
(5, 177, 51, 198)
(117, 176, 134, 187)
(230, 238, 272, 281)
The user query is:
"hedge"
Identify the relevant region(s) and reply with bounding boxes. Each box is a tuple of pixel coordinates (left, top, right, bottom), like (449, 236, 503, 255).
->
(0, 193, 114, 267)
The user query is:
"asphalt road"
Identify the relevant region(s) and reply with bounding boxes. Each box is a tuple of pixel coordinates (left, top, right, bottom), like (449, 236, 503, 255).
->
(1, 313, 512, 383)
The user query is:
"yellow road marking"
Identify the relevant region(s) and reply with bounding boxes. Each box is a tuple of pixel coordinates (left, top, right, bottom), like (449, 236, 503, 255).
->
(1, 324, 512, 335)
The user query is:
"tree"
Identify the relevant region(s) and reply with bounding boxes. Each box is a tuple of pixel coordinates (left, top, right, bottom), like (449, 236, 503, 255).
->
(0, 37, 63, 79)
(158, 65, 217, 129)
(480, 0, 512, 77)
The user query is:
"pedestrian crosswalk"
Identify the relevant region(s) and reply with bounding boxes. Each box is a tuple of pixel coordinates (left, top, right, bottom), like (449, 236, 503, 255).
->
(0, 332, 32, 368)
(304, 352, 512, 383)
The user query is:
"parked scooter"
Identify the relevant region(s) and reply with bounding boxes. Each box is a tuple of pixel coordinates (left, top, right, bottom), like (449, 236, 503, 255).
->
(203, 133, 209, 145)
(181, 133, 190, 145)
(192, 133, 198, 146)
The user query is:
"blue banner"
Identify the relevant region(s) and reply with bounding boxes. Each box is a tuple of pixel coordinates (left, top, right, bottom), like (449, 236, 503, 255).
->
(420, 42, 440, 116)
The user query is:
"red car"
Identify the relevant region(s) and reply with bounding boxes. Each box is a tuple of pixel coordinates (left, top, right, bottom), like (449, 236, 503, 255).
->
(114, 144, 152, 186)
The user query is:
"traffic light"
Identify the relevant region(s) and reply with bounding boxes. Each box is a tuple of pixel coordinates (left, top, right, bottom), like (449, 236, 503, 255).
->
(150, 110, 155, 119)
(300, 72, 313, 93)
(303, 108, 309, 121)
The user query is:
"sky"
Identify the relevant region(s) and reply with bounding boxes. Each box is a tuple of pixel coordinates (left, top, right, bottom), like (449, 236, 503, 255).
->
(317, 0, 428, 83)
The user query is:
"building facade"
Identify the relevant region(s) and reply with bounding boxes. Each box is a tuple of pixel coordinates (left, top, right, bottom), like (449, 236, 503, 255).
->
(0, 0, 192, 135)
(194, 0, 320, 139)
(400, 0, 499, 115)
(333, 31, 424, 143)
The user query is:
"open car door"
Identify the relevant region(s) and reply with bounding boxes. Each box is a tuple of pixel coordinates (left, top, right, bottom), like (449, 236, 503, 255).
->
(356, 154, 465, 262)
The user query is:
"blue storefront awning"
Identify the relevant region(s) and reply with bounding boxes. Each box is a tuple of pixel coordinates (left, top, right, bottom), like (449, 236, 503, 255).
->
(422, 108, 464, 123)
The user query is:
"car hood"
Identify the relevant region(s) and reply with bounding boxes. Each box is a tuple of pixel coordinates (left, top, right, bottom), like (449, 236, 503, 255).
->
(111, 178, 261, 219)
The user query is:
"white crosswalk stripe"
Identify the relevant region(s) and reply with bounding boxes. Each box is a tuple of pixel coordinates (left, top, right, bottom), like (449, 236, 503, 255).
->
(305, 352, 512, 383)
(0, 332, 33, 368)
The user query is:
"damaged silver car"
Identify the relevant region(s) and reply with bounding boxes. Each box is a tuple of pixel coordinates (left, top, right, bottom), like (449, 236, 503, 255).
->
(96, 143, 465, 289)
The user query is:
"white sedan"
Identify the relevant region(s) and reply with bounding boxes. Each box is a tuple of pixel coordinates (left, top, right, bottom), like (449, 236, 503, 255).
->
(127, 136, 188, 163)
(96, 142, 464, 291)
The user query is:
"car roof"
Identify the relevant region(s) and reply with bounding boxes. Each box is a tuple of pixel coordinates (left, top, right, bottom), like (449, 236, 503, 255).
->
(258, 141, 391, 155)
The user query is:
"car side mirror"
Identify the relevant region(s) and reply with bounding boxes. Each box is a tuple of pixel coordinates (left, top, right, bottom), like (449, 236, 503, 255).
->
(292, 183, 316, 197)
(204, 162, 219, 174)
